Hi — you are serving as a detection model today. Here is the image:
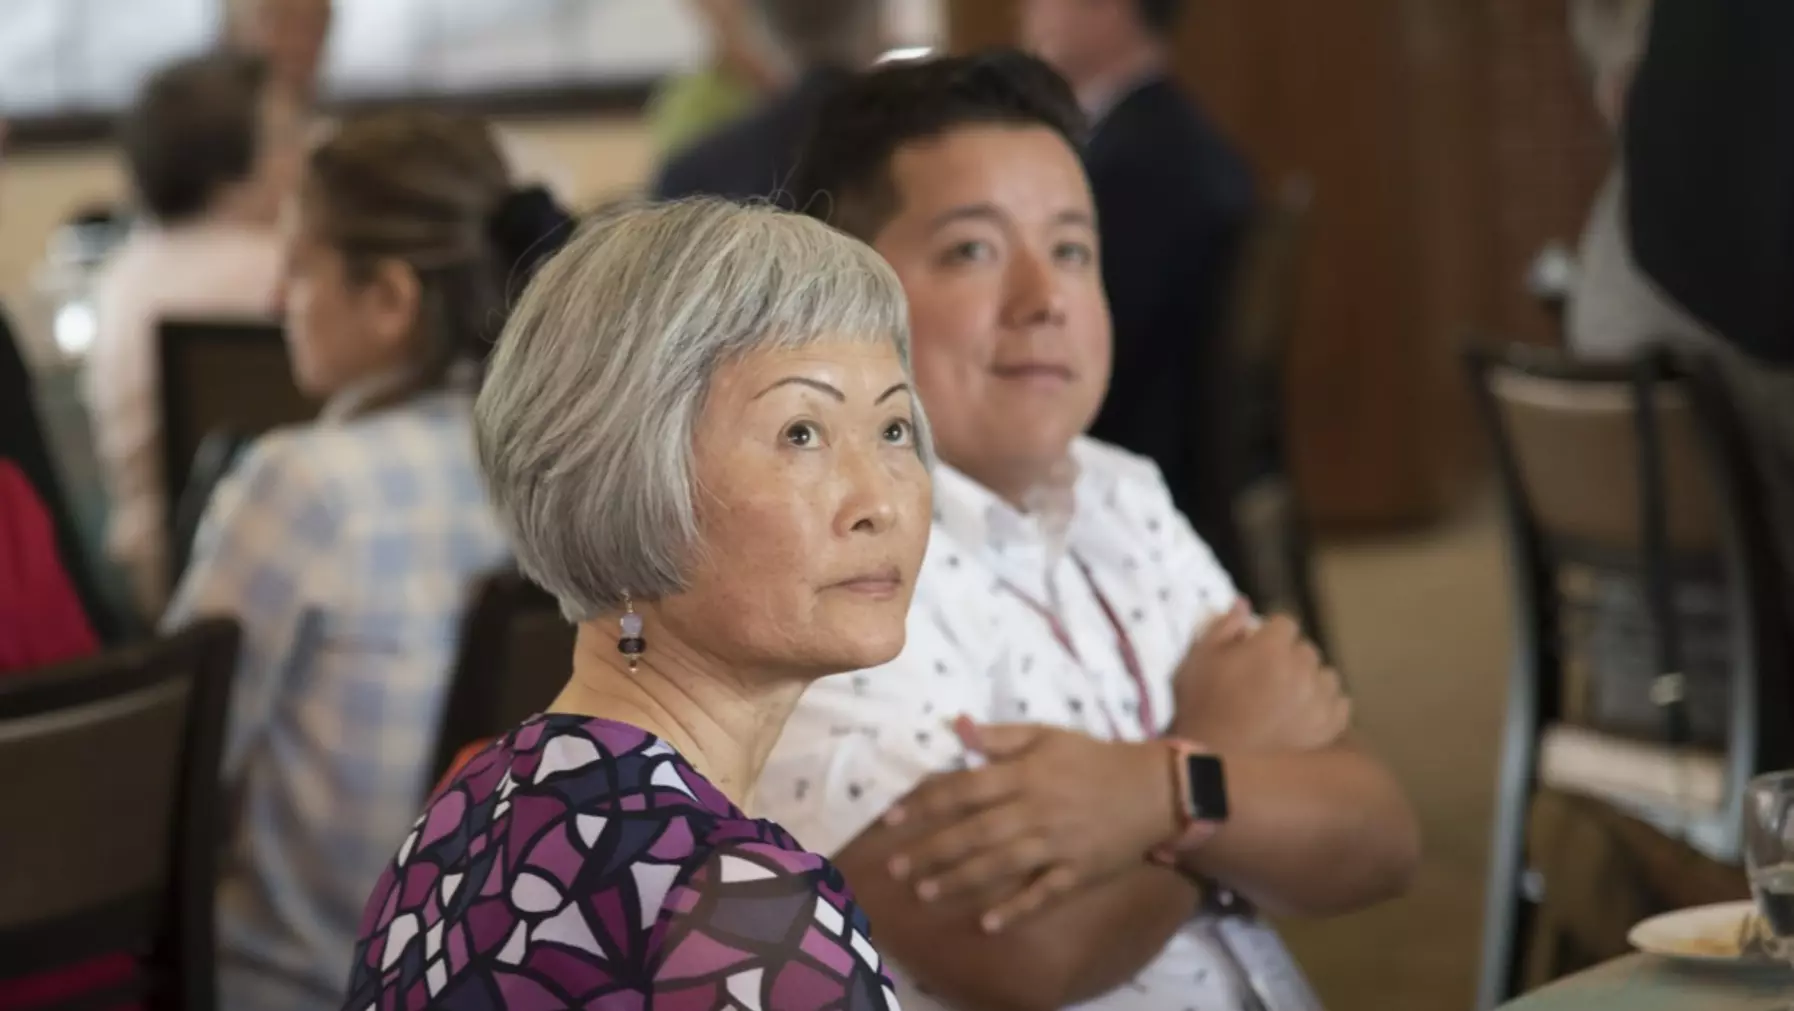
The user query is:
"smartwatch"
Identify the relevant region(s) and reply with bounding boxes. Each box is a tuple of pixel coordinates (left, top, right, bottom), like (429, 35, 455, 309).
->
(1150, 739, 1227, 865)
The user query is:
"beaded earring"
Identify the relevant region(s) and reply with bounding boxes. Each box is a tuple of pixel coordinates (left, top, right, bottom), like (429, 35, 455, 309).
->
(618, 592, 645, 672)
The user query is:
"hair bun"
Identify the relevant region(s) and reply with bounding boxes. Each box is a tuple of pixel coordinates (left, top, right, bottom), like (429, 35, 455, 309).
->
(489, 185, 575, 283)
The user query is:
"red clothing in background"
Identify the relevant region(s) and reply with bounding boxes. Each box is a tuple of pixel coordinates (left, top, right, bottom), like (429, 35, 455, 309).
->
(0, 459, 98, 671)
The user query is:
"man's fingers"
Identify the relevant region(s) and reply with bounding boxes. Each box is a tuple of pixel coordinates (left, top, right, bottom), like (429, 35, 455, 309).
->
(885, 764, 1022, 828)
(912, 831, 1053, 904)
(963, 722, 1051, 760)
(981, 864, 1082, 934)
(1254, 614, 1301, 649)
(1201, 600, 1253, 645)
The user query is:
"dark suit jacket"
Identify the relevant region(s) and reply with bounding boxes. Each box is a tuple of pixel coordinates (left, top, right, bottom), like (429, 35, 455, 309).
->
(1625, 0, 1794, 365)
(1084, 77, 1255, 581)
(651, 68, 854, 210)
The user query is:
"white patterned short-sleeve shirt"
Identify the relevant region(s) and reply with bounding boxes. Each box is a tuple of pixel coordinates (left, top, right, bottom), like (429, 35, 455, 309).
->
(759, 437, 1274, 1011)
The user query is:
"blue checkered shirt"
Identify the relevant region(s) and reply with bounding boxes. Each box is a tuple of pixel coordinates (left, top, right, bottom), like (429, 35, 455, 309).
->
(163, 391, 510, 1011)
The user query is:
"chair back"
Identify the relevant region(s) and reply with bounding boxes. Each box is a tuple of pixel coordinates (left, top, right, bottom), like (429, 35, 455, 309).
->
(167, 429, 256, 590)
(157, 319, 317, 539)
(430, 572, 577, 783)
(0, 619, 239, 1011)
(1222, 177, 1329, 649)
(1466, 344, 1791, 1007)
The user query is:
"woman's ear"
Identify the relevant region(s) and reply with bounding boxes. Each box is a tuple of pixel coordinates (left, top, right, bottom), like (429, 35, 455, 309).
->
(364, 257, 423, 354)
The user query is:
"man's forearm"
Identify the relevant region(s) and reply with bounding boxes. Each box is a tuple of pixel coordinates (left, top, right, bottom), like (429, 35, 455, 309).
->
(837, 829, 1197, 1011)
(1178, 740, 1420, 918)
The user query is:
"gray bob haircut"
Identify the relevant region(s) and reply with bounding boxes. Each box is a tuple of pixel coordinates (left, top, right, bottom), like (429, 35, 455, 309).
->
(475, 197, 927, 622)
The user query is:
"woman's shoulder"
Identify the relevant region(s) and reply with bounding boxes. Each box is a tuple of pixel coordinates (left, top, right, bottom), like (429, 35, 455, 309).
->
(650, 824, 894, 1003)
(345, 716, 893, 1004)
(227, 395, 483, 506)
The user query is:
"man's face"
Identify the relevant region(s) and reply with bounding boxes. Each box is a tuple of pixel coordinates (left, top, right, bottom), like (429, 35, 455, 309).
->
(868, 124, 1111, 499)
(1020, 0, 1123, 86)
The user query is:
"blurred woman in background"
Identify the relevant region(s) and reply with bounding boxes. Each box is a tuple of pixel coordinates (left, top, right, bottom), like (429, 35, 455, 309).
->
(88, 52, 302, 620)
(162, 111, 571, 1011)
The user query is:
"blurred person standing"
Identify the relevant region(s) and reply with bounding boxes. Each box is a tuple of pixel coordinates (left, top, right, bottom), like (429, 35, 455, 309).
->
(1613, 0, 1794, 604)
(647, 0, 793, 158)
(1023, 0, 1255, 584)
(653, 0, 884, 208)
(1562, 0, 1703, 361)
(162, 112, 572, 1011)
(222, 0, 577, 201)
(224, 0, 333, 109)
(87, 53, 302, 621)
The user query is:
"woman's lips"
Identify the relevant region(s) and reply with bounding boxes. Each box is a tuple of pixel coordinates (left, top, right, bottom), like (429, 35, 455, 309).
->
(830, 567, 905, 600)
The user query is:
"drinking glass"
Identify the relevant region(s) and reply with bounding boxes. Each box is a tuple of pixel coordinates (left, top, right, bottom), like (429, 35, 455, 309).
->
(1744, 771, 1794, 975)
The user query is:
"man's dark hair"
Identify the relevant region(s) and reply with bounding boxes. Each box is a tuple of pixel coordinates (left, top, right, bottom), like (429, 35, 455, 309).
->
(119, 53, 270, 224)
(1136, 0, 1186, 35)
(791, 50, 1086, 240)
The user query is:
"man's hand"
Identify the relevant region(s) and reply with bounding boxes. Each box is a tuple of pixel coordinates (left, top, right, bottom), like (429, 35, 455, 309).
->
(1172, 605, 1349, 753)
(882, 719, 1197, 932)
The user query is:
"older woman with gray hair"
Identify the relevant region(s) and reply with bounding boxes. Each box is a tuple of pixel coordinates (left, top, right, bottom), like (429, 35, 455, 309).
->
(342, 198, 927, 1009)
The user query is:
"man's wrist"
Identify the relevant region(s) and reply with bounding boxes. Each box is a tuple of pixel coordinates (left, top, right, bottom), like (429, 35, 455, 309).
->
(1149, 739, 1224, 864)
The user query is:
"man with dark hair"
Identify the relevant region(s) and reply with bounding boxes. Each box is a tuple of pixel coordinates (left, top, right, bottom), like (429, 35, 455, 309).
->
(120, 53, 293, 227)
(89, 52, 298, 618)
(652, 0, 884, 206)
(764, 51, 1416, 1011)
(1023, 0, 1256, 585)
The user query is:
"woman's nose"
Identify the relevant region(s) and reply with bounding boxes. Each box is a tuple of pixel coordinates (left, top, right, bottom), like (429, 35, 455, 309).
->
(839, 443, 901, 537)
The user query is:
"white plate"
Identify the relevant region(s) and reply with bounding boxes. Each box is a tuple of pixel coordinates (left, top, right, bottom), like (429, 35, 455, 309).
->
(1628, 900, 1781, 964)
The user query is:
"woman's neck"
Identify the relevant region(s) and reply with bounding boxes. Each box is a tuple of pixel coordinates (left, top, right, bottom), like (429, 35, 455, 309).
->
(549, 622, 806, 807)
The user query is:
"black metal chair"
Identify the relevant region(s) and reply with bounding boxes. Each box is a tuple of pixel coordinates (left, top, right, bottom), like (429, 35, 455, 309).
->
(1466, 344, 1792, 1008)
(0, 618, 239, 1011)
(167, 429, 255, 587)
(1225, 176, 1330, 652)
(157, 318, 318, 589)
(429, 571, 578, 784)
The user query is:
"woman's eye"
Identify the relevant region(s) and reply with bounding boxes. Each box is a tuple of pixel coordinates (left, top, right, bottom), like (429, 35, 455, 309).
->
(882, 418, 914, 445)
(784, 421, 822, 447)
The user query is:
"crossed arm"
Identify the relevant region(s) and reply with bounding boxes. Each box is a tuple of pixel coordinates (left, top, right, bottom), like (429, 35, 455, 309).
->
(830, 732, 1415, 1011)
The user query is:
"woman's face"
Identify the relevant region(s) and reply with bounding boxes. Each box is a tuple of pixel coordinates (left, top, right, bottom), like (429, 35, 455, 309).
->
(276, 193, 418, 397)
(657, 338, 932, 679)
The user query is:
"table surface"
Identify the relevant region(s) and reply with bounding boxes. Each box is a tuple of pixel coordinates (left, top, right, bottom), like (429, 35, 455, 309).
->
(1499, 953, 1793, 1010)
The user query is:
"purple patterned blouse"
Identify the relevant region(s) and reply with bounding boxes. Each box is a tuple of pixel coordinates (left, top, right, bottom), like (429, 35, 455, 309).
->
(342, 715, 902, 1011)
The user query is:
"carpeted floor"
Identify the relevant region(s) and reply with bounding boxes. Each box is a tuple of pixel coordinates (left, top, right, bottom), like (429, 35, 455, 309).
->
(1275, 495, 1515, 1011)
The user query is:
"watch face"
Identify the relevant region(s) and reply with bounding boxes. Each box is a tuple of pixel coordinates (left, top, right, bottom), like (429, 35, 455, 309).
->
(1187, 754, 1229, 822)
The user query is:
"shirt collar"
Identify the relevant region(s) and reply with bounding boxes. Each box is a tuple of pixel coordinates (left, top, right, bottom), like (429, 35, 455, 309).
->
(930, 442, 1117, 564)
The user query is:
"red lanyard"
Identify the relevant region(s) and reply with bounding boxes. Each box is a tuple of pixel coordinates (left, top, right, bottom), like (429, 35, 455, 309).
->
(996, 556, 1156, 737)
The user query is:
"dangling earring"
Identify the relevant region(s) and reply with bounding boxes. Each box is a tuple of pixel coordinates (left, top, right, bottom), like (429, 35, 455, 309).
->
(618, 592, 645, 673)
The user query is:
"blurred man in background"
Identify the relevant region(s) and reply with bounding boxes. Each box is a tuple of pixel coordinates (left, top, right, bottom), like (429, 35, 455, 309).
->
(1618, 0, 1794, 599)
(646, 0, 793, 159)
(1563, 0, 1695, 362)
(652, 0, 884, 207)
(225, 0, 333, 108)
(88, 53, 296, 621)
(1022, 0, 1255, 584)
